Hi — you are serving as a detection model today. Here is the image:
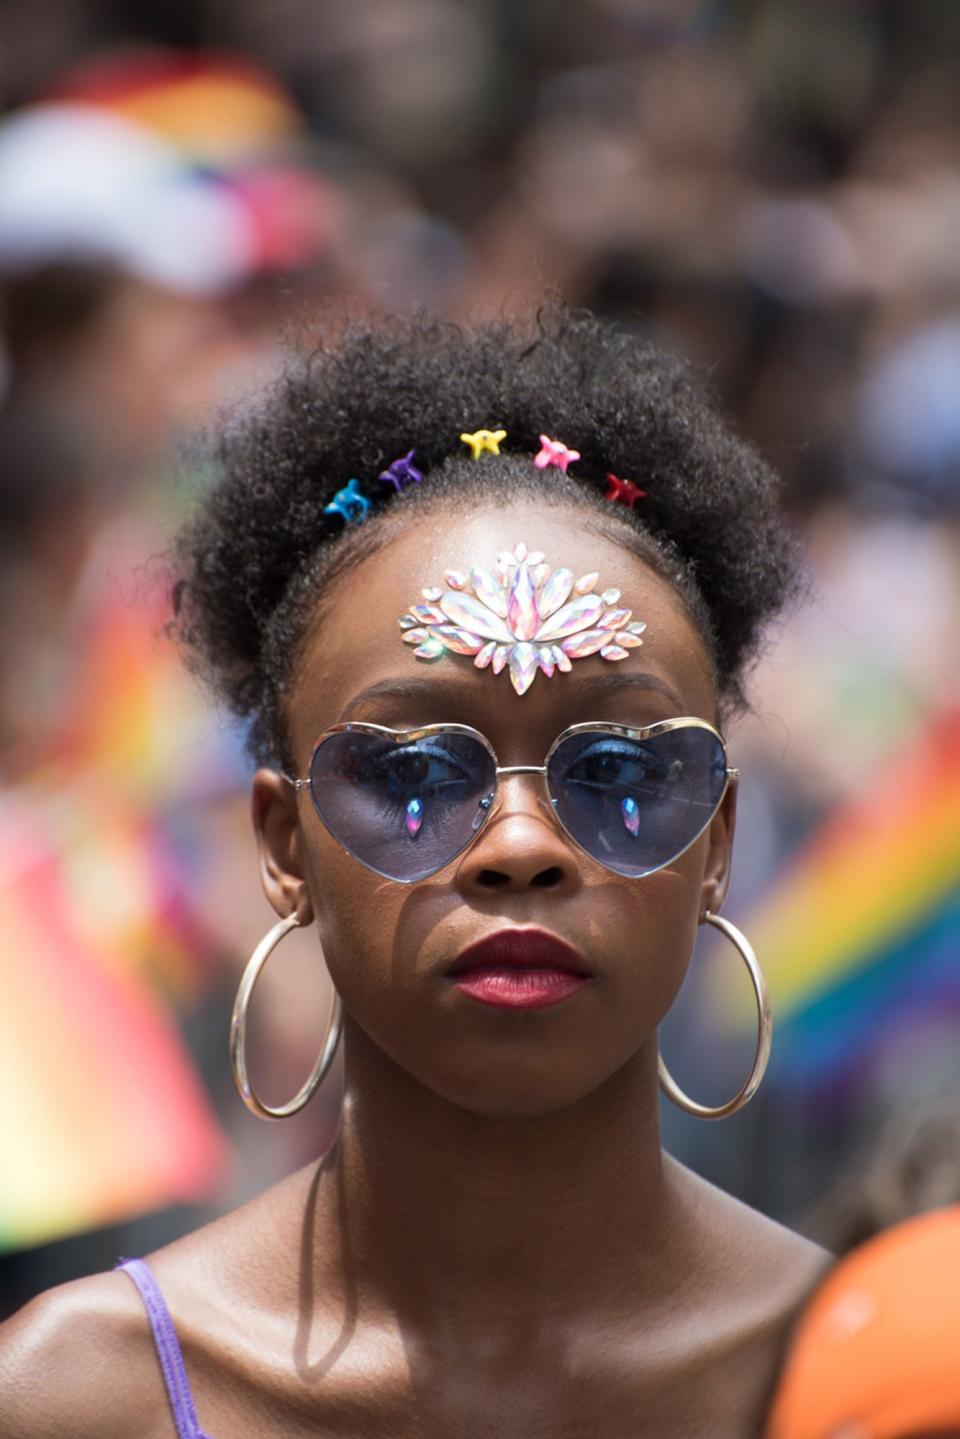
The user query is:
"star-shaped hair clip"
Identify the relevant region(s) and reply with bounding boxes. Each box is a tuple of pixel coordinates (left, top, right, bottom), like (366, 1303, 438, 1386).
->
(380, 450, 423, 493)
(604, 473, 647, 509)
(534, 435, 580, 473)
(324, 478, 370, 524)
(460, 427, 507, 459)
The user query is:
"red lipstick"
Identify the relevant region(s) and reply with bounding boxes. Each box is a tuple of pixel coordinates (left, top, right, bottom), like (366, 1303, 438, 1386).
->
(447, 930, 593, 1010)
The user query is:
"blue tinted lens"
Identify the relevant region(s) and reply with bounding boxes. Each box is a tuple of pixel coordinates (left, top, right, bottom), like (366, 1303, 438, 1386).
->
(307, 729, 496, 882)
(547, 725, 728, 877)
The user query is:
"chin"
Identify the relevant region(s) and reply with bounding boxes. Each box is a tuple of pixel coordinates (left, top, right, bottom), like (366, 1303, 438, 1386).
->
(420, 1051, 630, 1121)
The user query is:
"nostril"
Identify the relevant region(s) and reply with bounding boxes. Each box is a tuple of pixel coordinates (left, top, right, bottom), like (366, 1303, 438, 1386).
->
(532, 866, 564, 888)
(476, 869, 511, 889)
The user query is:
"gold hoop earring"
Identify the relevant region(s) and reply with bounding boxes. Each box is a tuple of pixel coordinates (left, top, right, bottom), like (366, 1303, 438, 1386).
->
(229, 912, 343, 1119)
(658, 910, 772, 1121)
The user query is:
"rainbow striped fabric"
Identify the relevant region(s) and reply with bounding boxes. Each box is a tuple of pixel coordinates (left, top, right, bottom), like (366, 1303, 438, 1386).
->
(0, 543, 236, 1252)
(725, 705, 960, 1089)
(0, 783, 229, 1251)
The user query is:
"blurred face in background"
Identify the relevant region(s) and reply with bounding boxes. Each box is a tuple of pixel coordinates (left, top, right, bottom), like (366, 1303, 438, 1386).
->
(5, 264, 243, 469)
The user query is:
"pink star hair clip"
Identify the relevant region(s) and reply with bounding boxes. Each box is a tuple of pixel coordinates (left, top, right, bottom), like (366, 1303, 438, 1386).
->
(397, 542, 646, 696)
(534, 435, 580, 472)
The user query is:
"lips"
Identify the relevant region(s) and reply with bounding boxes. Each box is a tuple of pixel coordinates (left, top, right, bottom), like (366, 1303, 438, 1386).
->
(446, 929, 592, 978)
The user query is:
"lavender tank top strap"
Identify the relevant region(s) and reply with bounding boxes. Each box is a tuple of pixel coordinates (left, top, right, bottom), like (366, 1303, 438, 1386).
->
(117, 1259, 215, 1439)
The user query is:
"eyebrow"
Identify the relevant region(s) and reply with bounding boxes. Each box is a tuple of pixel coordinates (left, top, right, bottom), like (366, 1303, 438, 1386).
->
(340, 669, 687, 716)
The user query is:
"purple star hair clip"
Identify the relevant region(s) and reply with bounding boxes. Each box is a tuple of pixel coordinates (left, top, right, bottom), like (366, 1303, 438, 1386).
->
(397, 542, 646, 696)
(380, 450, 423, 493)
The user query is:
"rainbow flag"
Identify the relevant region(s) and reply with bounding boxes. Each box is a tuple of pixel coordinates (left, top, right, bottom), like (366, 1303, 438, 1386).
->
(722, 706, 960, 1091)
(0, 783, 229, 1251)
(0, 537, 238, 1252)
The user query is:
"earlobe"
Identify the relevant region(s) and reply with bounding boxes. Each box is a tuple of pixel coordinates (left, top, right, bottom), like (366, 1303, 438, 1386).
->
(251, 768, 314, 924)
(701, 776, 738, 917)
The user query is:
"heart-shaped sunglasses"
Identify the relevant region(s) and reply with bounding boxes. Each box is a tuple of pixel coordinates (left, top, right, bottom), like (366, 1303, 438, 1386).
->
(284, 718, 736, 884)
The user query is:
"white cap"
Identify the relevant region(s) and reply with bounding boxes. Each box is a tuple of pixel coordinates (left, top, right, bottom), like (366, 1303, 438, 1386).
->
(0, 103, 258, 293)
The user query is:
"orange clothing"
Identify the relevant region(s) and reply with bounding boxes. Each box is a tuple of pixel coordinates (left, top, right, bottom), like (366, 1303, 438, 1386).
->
(767, 1206, 960, 1439)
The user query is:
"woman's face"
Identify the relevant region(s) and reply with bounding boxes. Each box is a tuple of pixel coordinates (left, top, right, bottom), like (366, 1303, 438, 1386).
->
(255, 499, 735, 1118)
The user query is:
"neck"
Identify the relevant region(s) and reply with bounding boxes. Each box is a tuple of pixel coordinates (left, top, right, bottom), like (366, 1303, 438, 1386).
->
(314, 1017, 678, 1342)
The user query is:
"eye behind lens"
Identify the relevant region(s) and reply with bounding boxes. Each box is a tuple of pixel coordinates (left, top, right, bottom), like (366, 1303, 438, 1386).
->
(306, 727, 497, 882)
(547, 724, 728, 879)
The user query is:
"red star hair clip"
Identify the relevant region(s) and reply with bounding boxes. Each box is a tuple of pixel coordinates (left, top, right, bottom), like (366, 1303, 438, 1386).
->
(604, 473, 647, 509)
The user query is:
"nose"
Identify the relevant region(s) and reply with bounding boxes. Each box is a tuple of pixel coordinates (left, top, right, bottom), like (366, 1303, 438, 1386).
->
(454, 773, 582, 895)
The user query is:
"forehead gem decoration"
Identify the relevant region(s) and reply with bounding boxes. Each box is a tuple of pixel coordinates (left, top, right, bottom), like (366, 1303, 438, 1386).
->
(380, 450, 423, 492)
(324, 478, 370, 524)
(534, 435, 581, 472)
(397, 542, 645, 696)
(460, 427, 507, 459)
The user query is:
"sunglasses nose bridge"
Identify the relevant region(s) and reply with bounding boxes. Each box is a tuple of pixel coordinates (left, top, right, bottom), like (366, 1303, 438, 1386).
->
(480, 764, 558, 832)
(491, 763, 551, 804)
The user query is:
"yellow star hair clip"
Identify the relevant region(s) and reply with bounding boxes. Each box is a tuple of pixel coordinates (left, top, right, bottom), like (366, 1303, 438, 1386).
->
(460, 427, 507, 459)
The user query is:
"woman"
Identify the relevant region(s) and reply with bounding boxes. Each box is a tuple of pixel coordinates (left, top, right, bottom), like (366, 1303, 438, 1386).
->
(0, 308, 829, 1437)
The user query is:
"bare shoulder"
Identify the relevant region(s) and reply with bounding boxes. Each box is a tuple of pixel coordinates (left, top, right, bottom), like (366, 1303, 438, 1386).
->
(668, 1155, 831, 1304)
(0, 1165, 319, 1439)
(656, 1159, 832, 1436)
(144, 1159, 318, 1322)
(0, 1270, 169, 1439)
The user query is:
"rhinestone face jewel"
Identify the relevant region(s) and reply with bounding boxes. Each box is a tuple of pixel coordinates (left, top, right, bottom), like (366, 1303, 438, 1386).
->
(397, 542, 645, 695)
(405, 797, 423, 838)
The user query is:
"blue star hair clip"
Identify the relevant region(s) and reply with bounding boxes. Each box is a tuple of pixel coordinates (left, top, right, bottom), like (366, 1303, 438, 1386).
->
(324, 478, 371, 524)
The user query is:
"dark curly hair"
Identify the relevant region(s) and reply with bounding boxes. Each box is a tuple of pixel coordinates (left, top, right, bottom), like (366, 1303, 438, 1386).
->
(171, 305, 801, 767)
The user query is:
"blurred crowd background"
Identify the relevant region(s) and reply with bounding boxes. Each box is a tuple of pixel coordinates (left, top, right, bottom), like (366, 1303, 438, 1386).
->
(1, 0, 958, 1317)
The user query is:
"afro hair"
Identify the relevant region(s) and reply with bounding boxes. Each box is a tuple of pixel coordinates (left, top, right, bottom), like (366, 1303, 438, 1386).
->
(172, 305, 801, 766)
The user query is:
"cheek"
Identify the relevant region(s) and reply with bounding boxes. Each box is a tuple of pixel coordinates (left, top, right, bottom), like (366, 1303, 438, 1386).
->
(305, 829, 399, 979)
(302, 829, 446, 1075)
(593, 861, 702, 1033)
